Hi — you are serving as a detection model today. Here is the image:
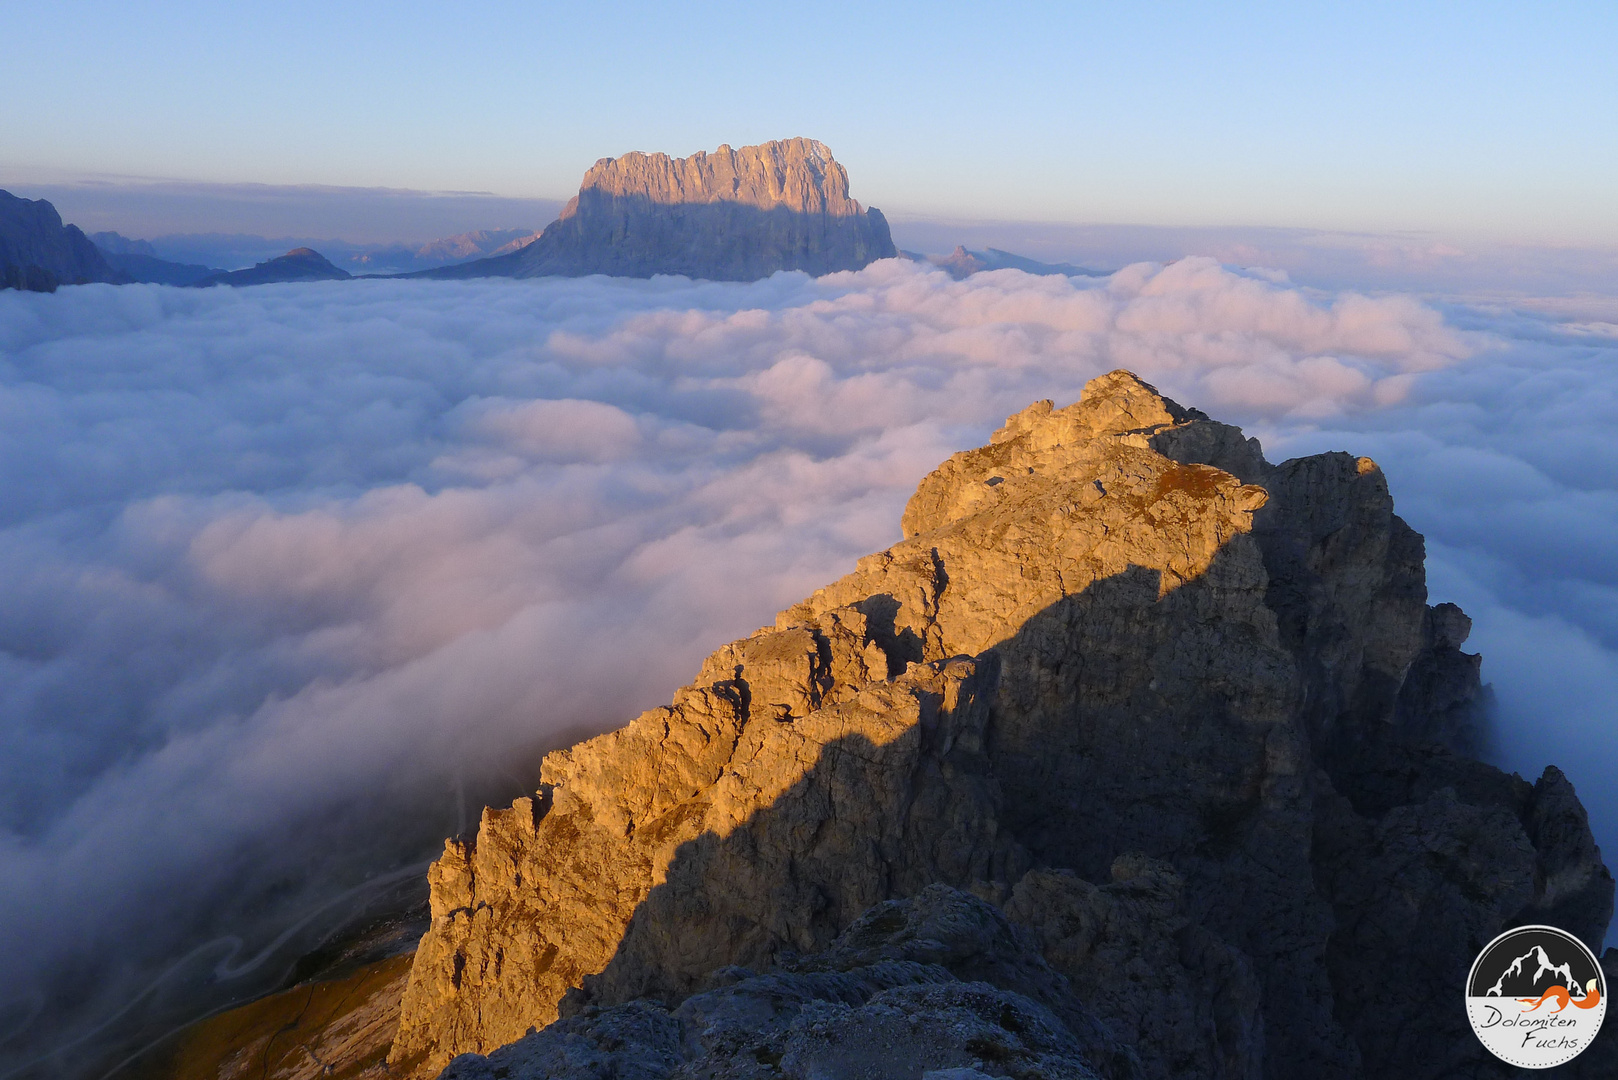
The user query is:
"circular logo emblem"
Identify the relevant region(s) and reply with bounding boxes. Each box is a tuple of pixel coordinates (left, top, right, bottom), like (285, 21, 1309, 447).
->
(1467, 924, 1606, 1068)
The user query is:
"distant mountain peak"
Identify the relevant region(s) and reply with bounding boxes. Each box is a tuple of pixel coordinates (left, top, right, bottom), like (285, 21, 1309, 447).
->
(89, 231, 158, 257)
(422, 138, 897, 282)
(194, 246, 350, 287)
(915, 244, 1107, 281)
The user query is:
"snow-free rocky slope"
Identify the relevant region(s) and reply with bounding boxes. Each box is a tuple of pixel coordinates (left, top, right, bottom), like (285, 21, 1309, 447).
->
(0, 189, 125, 291)
(423, 138, 896, 282)
(392, 371, 1614, 1080)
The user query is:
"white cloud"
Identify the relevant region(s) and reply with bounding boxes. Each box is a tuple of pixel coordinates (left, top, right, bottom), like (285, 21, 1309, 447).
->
(0, 256, 1611, 1068)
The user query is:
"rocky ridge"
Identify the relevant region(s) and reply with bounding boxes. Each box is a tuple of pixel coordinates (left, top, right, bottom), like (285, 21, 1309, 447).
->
(0, 189, 125, 291)
(90, 232, 221, 286)
(391, 371, 1613, 1079)
(426, 139, 896, 282)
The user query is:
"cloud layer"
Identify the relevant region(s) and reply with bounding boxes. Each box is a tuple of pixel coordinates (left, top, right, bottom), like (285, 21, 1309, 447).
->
(887, 218, 1618, 297)
(0, 258, 1611, 1069)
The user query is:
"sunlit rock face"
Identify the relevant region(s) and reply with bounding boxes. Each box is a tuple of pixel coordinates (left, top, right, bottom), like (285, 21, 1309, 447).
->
(390, 371, 1613, 1080)
(430, 138, 897, 281)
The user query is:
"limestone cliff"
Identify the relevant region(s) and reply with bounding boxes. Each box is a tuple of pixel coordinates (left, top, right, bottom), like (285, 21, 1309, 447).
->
(390, 371, 1613, 1080)
(425, 139, 896, 282)
(0, 189, 125, 292)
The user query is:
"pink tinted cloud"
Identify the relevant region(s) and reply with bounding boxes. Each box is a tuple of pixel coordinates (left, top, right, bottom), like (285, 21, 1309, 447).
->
(3, 255, 1590, 1060)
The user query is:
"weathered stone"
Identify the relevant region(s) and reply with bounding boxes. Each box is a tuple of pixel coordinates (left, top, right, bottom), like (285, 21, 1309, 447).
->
(1005, 859, 1263, 1080)
(436, 887, 1108, 1080)
(392, 651, 1022, 1074)
(390, 370, 1612, 1080)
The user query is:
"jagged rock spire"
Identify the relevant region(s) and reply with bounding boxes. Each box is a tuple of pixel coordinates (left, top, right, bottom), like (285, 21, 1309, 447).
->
(390, 371, 1612, 1080)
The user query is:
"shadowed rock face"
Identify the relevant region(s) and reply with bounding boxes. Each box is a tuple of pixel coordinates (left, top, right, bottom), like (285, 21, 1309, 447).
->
(0, 190, 125, 292)
(390, 371, 1614, 1080)
(426, 138, 896, 282)
(438, 886, 1119, 1080)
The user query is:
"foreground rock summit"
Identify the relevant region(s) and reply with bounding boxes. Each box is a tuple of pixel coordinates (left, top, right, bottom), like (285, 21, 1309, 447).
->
(392, 372, 1613, 1080)
(428, 138, 897, 282)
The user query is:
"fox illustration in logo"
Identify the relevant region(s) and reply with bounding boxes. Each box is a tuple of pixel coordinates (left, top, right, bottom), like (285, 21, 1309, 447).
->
(1518, 979, 1603, 1013)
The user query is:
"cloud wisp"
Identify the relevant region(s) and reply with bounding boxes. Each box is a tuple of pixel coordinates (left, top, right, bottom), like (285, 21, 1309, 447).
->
(0, 257, 1610, 1071)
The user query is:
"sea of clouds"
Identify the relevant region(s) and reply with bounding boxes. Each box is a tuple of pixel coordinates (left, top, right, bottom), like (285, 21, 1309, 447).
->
(1, 257, 1614, 1070)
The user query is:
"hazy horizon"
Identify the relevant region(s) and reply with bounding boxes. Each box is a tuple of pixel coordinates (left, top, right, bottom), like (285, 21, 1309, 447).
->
(7, 4, 1616, 244)
(7, 171, 1618, 296)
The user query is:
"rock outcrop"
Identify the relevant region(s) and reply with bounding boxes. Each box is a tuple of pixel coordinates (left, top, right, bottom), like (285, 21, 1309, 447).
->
(438, 886, 1122, 1080)
(425, 139, 896, 282)
(0, 190, 125, 291)
(194, 247, 352, 287)
(390, 371, 1614, 1080)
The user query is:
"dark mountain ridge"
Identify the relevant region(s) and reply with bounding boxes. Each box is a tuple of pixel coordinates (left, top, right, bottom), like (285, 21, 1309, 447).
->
(90, 232, 222, 286)
(192, 247, 351, 287)
(0, 190, 125, 291)
(7, 152, 1094, 292)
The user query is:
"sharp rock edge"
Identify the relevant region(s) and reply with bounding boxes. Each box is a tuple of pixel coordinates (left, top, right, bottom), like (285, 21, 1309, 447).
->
(392, 370, 1615, 1080)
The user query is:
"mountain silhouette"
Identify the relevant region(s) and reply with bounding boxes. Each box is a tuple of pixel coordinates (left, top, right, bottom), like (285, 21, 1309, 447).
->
(192, 247, 351, 287)
(1, 189, 126, 291)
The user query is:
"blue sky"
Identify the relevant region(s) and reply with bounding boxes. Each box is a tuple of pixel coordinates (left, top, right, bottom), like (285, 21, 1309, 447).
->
(4, 2, 1616, 241)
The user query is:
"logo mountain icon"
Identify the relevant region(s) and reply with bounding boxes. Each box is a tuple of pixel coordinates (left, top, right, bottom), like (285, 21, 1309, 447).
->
(1485, 943, 1584, 998)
